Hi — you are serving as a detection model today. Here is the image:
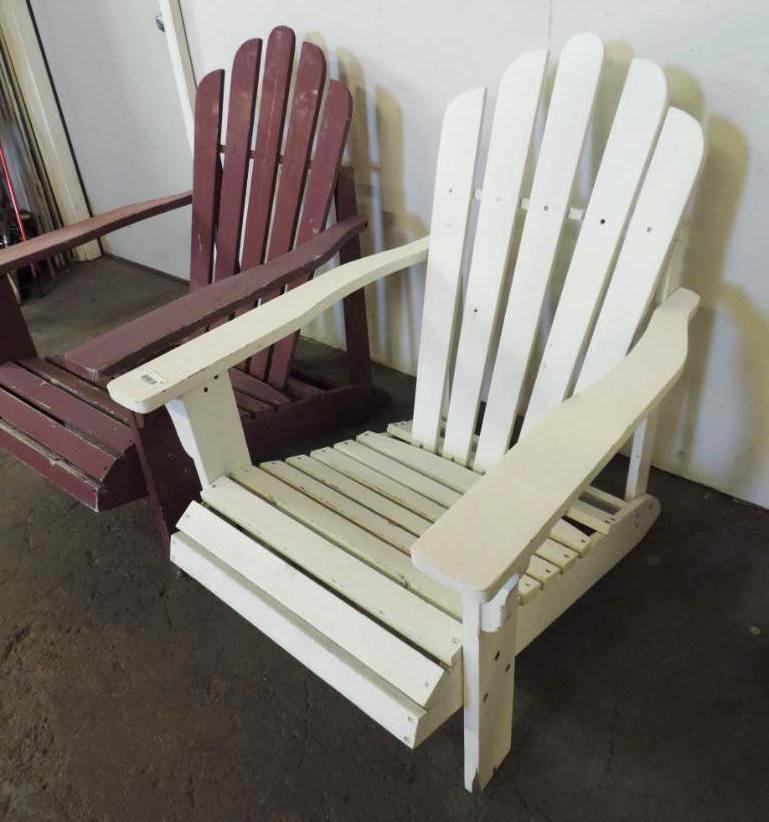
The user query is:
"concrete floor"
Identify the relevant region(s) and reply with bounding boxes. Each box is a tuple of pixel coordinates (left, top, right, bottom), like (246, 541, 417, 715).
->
(1, 257, 767, 821)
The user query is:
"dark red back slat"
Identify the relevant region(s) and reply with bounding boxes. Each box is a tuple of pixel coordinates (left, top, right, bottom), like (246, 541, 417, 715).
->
(213, 39, 262, 281)
(189, 69, 225, 290)
(267, 80, 353, 388)
(241, 26, 295, 270)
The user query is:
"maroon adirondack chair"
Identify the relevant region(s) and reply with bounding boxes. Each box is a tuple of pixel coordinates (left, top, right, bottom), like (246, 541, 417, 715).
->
(0, 28, 386, 543)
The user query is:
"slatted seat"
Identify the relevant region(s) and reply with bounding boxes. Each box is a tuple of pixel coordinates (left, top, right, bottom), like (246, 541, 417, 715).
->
(108, 34, 705, 791)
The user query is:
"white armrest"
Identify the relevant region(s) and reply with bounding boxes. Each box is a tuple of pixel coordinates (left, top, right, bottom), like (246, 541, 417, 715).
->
(411, 288, 699, 602)
(107, 237, 429, 412)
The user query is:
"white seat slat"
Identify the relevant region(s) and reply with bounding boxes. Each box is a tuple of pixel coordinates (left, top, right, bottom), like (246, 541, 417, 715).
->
(203, 476, 463, 662)
(172, 532, 433, 746)
(311, 446, 447, 522)
(525, 555, 560, 588)
(334, 440, 461, 508)
(567, 499, 616, 535)
(231, 466, 461, 619)
(550, 518, 592, 555)
(262, 460, 416, 552)
(177, 504, 447, 707)
(522, 59, 668, 434)
(576, 108, 705, 392)
(469, 32, 605, 472)
(535, 539, 578, 571)
(423, 49, 547, 459)
(358, 431, 476, 493)
(411, 88, 487, 453)
(518, 575, 542, 605)
(287, 454, 432, 536)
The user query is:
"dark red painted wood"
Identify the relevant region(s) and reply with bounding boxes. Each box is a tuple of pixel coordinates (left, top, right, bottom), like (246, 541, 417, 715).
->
(0, 423, 102, 508)
(233, 389, 272, 416)
(0, 192, 191, 279)
(285, 377, 324, 399)
(129, 409, 197, 544)
(229, 368, 290, 407)
(241, 26, 295, 270)
(189, 69, 225, 290)
(22, 358, 132, 424)
(267, 80, 353, 388)
(213, 39, 262, 281)
(63, 217, 365, 380)
(0, 362, 132, 452)
(0, 387, 117, 480)
(335, 167, 372, 385)
(0, 272, 36, 364)
(249, 42, 327, 379)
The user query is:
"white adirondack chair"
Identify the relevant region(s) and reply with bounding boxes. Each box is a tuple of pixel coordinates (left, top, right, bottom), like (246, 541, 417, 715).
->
(108, 33, 704, 791)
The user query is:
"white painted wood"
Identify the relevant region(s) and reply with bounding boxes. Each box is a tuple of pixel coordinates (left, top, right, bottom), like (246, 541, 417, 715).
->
(567, 499, 616, 535)
(550, 520, 592, 555)
(108, 237, 430, 412)
(261, 460, 416, 552)
(625, 414, 659, 500)
(523, 59, 668, 433)
(0, 0, 99, 261)
(576, 109, 705, 393)
(334, 440, 461, 508)
(516, 495, 660, 651)
(358, 431, 476, 494)
(525, 555, 560, 587)
(581, 485, 625, 512)
(535, 539, 578, 571)
(311, 447, 447, 522)
(433, 49, 547, 462)
(411, 88, 486, 452)
(472, 32, 605, 472)
(412, 288, 699, 600)
(462, 583, 518, 791)
(171, 532, 430, 747)
(204, 476, 464, 652)
(286, 454, 432, 536)
(518, 575, 542, 605)
(178, 502, 446, 706)
(158, 0, 196, 153)
(166, 376, 249, 485)
(232, 466, 461, 618)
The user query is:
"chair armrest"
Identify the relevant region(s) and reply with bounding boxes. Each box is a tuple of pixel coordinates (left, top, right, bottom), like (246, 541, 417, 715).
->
(0, 191, 192, 276)
(411, 288, 700, 603)
(63, 216, 367, 382)
(107, 235, 430, 412)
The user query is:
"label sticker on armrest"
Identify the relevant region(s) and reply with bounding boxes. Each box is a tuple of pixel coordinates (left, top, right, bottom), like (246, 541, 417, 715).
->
(139, 369, 167, 387)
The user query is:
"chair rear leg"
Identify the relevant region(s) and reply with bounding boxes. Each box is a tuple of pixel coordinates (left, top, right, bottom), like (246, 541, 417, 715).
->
(462, 579, 519, 791)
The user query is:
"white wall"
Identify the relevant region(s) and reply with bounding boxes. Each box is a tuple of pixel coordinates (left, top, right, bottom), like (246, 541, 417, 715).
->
(179, 0, 769, 510)
(30, 0, 192, 276)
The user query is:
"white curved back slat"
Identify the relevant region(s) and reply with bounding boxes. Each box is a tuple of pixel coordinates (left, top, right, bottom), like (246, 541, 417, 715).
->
(429, 49, 547, 459)
(411, 88, 486, 452)
(575, 108, 704, 393)
(521, 59, 668, 435)
(472, 32, 605, 472)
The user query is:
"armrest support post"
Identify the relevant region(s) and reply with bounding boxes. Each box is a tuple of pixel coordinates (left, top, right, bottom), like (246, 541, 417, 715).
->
(165, 374, 250, 487)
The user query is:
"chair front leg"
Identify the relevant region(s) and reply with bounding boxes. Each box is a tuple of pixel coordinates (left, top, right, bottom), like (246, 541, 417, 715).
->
(462, 575, 519, 791)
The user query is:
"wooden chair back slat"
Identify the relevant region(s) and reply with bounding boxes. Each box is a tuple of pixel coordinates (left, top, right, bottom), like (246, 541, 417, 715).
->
(521, 59, 668, 436)
(412, 33, 704, 478)
(189, 69, 224, 290)
(241, 26, 295, 270)
(248, 42, 327, 379)
(574, 109, 704, 393)
(267, 80, 353, 388)
(469, 32, 604, 470)
(410, 88, 486, 452)
(213, 39, 262, 282)
(433, 49, 547, 464)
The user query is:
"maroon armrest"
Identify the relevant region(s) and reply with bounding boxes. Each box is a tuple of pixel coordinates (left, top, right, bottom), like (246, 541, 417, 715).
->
(0, 191, 192, 276)
(63, 215, 367, 382)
